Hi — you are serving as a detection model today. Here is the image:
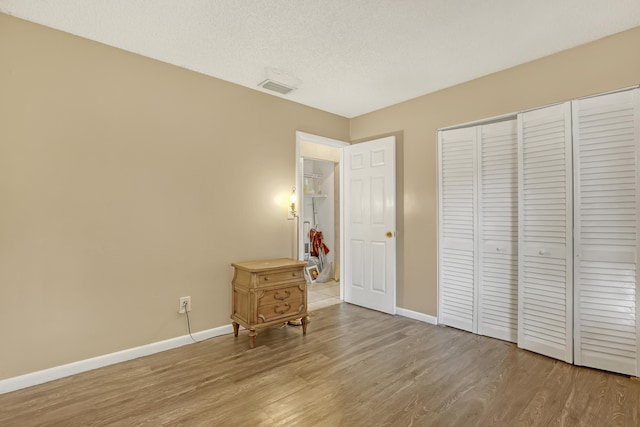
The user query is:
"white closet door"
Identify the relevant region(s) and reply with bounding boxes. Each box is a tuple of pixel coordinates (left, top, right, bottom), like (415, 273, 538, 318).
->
(477, 120, 518, 342)
(573, 88, 640, 376)
(518, 102, 573, 363)
(438, 127, 477, 333)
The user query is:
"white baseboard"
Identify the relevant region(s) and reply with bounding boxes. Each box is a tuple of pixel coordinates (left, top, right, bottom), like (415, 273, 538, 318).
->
(396, 307, 438, 325)
(0, 324, 234, 395)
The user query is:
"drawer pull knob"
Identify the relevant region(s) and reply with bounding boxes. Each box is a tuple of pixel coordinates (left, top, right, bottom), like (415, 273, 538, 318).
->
(274, 290, 291, 300)
(263, 276, 269, 281)
(274, 303, 291, 314)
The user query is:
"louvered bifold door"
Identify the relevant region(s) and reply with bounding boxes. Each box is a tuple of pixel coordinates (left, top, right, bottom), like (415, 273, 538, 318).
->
(438, 127, 477, 333)
(518, 102, 574, 363)
(573, 88, 640, 376)
(477, 120, 518, 342)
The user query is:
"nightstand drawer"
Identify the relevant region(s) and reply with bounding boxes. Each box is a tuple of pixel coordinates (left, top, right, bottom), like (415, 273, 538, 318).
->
(257, 269, 303, 285)
(259, 285, 304, 304)
(257, 298, 304, 323)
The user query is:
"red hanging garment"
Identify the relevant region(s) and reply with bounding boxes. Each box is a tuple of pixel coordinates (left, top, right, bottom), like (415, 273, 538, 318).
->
(309, 228, 330, 257)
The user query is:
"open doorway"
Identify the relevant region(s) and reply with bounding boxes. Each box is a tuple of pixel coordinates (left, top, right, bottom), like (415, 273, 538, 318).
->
(296, 131, 398, 314)
(295, 132, 348, 310)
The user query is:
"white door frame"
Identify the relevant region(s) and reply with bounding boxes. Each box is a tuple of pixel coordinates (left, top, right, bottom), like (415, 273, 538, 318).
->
(295, 131, 349, 299)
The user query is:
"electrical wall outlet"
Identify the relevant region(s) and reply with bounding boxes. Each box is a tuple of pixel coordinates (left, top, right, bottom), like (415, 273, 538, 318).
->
(178, 296, 191, 313)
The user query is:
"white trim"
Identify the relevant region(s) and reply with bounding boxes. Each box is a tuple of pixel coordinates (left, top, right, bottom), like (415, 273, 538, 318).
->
(436, 130, 442, 325)
(0, 324, 233, 394)
(438, 112, 516, 132)
(339, 147, 345, 302)
(575, 84, 640, 102)
(438, 85, 640, 133)
(518, 86, 640, 116)
(296, 131, 350, 148)
(396, 307, 438, 325)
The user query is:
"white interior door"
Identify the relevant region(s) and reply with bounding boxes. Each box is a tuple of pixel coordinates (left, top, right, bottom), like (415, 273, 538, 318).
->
(517, 102, 573, 363)
(573, 88, 640, 376)
(438, 127, 478, 332)
(477, 120, 518, 342)
(342, 136, 396, 314)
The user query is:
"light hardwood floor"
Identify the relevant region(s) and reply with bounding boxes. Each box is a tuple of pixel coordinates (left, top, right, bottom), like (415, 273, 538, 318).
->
(1, 303, 639, 426)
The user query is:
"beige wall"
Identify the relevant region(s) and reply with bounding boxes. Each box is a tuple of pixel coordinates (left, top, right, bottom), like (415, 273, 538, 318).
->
(350, 26, 640, 317)
(0, 14, 349, 380)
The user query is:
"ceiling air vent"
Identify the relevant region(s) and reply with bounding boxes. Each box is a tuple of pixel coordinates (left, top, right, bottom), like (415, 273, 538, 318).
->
(258, 79, 296, 95)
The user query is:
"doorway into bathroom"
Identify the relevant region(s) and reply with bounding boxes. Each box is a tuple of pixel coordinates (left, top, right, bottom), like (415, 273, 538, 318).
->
(295, 132, 346, 311)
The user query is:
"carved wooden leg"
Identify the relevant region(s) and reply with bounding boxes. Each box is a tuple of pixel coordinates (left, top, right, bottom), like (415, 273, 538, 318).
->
(248, 328, 257, 349)
(232, 321, 239, 337)
(301, 316, 310, 335)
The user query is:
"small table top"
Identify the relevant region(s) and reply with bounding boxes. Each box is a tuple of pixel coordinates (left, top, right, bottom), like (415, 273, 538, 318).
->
(231, 258, 307, 272)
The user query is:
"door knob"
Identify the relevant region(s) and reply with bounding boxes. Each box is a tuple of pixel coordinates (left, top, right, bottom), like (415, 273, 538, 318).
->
(386, 231, 393, 238)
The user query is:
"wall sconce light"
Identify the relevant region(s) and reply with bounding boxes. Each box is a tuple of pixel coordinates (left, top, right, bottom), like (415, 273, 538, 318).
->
(288, 187, 297, 220)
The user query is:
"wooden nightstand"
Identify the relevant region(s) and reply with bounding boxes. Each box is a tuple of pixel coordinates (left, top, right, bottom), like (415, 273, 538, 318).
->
(231, 258, 309, 348)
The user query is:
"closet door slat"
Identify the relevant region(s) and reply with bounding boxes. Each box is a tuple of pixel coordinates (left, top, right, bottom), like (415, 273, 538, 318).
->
(518, 102, 573, 363)
(573, 88, 640, 376)
(438, 127, 477, 333)
(478, 120, 518, 342)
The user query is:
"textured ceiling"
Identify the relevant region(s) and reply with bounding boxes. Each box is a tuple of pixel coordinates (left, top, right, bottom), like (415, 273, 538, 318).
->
(1, 0, 640, 118)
